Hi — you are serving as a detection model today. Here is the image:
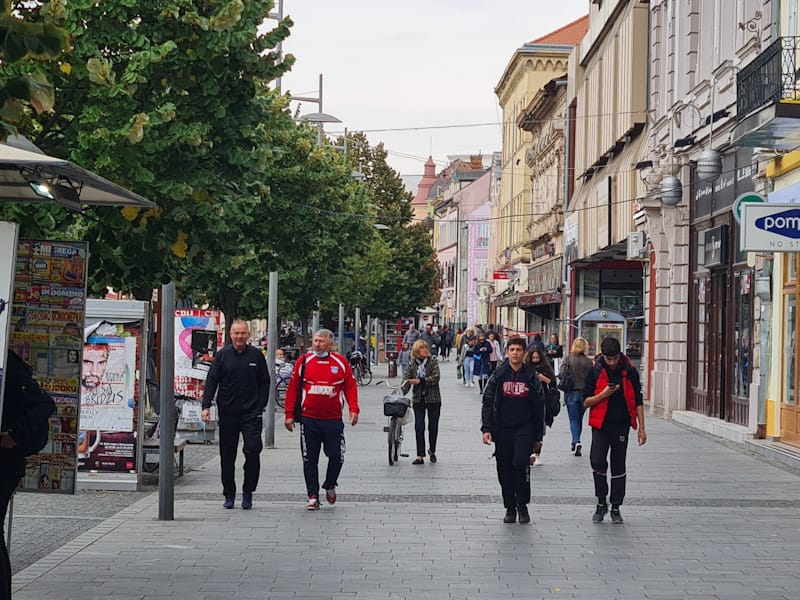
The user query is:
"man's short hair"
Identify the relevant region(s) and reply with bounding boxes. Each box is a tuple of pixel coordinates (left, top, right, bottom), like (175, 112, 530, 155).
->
(315, 328, 334, 340)
(601, 336, 621, 357)
(506, 336, 526, 351)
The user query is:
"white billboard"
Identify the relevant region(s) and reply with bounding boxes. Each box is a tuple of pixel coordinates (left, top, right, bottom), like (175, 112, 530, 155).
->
(741, 203, 800, 252)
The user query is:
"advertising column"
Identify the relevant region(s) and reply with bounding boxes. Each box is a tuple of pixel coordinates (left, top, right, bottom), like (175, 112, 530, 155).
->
(0, 222, 20, 421)
(174, 309, 222, 442)
(8, 240, 88, 494)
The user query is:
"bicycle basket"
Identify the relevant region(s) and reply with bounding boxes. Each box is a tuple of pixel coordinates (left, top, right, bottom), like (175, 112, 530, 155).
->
(383, 396, 411, 418)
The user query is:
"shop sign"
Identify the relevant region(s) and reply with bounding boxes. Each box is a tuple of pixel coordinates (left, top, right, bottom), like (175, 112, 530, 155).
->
(493, 270, 518, 280)
(741, 203, 800, 251)
(732, 192, 766, 224)
(703, 224, 729, 267)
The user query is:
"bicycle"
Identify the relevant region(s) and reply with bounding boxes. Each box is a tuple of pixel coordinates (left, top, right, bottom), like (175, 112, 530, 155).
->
(273, 361, 294, 409)
(377, 380, 411, 465)
(350, 350, 373, 386)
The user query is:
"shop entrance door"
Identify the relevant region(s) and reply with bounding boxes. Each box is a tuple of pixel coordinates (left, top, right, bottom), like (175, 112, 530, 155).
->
(781, 292, 800, 445)
(707, 270, 727, 420)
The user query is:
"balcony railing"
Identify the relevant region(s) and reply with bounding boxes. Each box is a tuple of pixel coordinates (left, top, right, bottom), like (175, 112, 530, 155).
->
(737, 36, 800, 120)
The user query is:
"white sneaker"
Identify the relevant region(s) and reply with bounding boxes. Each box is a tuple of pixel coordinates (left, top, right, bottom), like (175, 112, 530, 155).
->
(306, 496, 320, 510)
(531, 455, 543, 467)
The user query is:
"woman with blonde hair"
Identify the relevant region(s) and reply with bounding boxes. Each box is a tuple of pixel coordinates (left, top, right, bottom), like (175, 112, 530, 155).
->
(560, 336, 594, 457)
(402, 340, 442, 464)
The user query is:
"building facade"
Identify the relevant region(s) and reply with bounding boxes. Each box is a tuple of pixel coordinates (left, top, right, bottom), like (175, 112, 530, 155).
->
(493, 15, 589, 340)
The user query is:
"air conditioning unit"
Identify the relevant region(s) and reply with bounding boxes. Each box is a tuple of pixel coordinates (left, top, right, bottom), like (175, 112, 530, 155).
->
(627, 231, 647, 260)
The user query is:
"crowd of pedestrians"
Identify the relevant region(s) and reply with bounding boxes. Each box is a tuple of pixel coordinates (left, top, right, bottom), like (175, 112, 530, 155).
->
(197, 320, 646, 526)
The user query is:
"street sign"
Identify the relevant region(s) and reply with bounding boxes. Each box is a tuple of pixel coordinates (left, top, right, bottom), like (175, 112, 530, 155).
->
(741, 203, 800, 252)
(492, 269, 517, 280)
(732, 192, 766, 224)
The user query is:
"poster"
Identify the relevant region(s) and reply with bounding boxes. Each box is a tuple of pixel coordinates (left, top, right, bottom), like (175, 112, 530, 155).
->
(79, 336, 136, 431)
(9, 239, 87, 494)
(174, 309, 223, 397)
(78, 319, 143, 474)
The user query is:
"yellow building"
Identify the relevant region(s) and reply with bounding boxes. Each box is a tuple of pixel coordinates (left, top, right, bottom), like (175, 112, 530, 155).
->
(492, 16, 588, 338)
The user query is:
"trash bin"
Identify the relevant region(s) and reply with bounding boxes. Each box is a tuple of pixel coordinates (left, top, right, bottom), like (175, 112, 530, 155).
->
(386, 351, 398, 378)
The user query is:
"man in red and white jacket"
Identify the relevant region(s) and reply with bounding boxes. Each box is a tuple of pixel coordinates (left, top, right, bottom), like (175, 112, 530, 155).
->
(285, 329, 359, 510)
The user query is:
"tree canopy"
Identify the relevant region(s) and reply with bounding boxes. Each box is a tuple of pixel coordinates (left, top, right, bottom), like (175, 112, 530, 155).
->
(0, 1, 441, 325)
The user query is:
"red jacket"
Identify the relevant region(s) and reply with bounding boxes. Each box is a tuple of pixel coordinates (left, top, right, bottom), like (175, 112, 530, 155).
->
(285, 352, 359, 420)
(587, 356, 640, 430)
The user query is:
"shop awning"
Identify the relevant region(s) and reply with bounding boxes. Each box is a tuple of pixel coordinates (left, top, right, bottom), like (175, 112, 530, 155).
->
(0, 140, 154, 209)
(518, 291, 562, 308)
(493, 292, 519, 308)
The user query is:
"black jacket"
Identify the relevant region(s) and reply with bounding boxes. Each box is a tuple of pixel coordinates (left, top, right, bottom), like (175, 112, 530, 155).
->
(481, 361, 545, 442)
(202, 345, 269, 418)
(1, 351, 56, 480)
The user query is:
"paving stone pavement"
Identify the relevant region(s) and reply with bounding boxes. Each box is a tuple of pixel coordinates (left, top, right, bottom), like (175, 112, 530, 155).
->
(11, 360, 800, 600)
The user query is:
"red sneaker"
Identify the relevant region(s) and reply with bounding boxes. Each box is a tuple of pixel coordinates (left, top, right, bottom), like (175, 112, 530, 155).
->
(325, 487, 336, 505)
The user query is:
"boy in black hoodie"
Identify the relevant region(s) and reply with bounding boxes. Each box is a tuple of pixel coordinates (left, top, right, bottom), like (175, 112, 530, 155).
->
(481, 337, 545, 524)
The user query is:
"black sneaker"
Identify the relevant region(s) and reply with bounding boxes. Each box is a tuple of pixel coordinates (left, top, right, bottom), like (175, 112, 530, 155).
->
(574, 443, 582, 457)
(592, 503, 608, 523)
(223, 496, 235, 509)
(517, 506, 530, 524)
(241, 492, 253, 510)
(503, 508, 517, 523)
(610, 507, 624, 524)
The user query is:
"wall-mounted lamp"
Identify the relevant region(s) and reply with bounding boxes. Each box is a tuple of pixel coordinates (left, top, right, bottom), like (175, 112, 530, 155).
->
(660, 175, 683, 206)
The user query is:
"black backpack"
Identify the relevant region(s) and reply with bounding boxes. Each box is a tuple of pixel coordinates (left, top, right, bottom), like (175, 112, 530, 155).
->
(3, 350, 56, 456)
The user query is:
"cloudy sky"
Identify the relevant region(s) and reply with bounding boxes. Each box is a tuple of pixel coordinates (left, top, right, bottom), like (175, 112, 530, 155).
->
(276, 1, 589, 189)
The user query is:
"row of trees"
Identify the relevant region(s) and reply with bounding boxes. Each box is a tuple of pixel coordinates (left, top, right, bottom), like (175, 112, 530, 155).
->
(0, 0, 441, 325)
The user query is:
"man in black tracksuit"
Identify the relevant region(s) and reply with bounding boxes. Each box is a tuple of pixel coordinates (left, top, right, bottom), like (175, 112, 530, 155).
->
(202, 321, 269, 510)
(481, 336, 545, 524)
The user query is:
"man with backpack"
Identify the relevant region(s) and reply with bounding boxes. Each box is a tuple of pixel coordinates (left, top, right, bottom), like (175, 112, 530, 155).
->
(583, 336, 646, 524)
(1, 349, 56, 600)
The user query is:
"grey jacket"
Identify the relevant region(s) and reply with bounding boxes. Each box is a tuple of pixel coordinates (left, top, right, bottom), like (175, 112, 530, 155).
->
(402, 357, 442, 405)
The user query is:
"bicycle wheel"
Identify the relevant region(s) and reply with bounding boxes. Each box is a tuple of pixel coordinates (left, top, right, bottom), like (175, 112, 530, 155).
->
(393, 423, 401, 463)
(275, 376, 289, 409)
(387, 418, 396, 465)
(360, 368, 373, 386)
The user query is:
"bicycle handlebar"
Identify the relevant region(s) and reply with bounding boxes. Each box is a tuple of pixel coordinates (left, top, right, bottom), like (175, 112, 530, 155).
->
(375, 379, 411, 391)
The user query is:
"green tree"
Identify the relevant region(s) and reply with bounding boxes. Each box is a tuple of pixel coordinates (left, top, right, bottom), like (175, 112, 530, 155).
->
(5, 0, 295, 302)
(342, 132, 441, 317)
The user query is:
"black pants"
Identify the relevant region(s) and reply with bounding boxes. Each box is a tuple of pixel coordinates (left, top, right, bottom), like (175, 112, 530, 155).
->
(494, 426, 533, 509)
(300, 418, 345, 498)
(590, 421, 630, 506)
(218, 414, 263, 497)
(0, 476, 20, 600)
(413, 401, 441, 457)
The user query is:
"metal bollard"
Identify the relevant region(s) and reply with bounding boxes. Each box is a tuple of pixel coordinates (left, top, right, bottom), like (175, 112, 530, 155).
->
(386, 351, 398, 378)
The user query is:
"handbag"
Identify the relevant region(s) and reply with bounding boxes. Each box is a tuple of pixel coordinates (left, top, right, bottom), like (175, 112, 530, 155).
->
(557, 358, 575, 393)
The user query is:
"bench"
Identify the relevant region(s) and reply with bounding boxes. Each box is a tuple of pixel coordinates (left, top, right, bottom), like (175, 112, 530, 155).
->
(141, 436, 188, 476)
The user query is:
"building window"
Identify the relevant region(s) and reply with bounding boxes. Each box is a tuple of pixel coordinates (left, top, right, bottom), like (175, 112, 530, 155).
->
(784, 292, 796, 407)
(732, 271, 752, 399)
(692, 278, 709, 391)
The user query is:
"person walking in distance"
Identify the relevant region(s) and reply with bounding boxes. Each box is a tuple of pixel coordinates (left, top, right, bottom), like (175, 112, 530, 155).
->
(403, 322, 421, 346)
(402, 340, 442, 465)
(481, 337, 545, 524)
(285, 329, 359, 510)
(583, 336, 646, 524)
(202, 321, 270, 510)
(560, 337, 593, 457)
(526, 348, 557, 467)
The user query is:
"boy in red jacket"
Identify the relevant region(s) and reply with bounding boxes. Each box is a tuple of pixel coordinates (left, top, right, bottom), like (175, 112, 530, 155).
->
(285, 329, 359, 510)
(583, 336, 647, 524)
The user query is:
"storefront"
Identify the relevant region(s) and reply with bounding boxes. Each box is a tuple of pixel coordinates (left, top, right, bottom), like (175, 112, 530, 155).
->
(688, 148, 754, 427)
(769, 172, 800, 445)
(569, 260, 644, 360)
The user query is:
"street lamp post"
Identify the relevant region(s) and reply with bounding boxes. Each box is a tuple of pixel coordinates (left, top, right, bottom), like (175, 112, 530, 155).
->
(295, 74, 341, 146)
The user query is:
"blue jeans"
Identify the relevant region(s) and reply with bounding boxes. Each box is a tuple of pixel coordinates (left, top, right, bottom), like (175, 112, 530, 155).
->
(565, 391, 586, 446)
(463, 357, 475, 384)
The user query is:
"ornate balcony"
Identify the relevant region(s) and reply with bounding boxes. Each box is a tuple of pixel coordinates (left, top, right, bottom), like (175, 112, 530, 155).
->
(733, 36, 800, 150)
